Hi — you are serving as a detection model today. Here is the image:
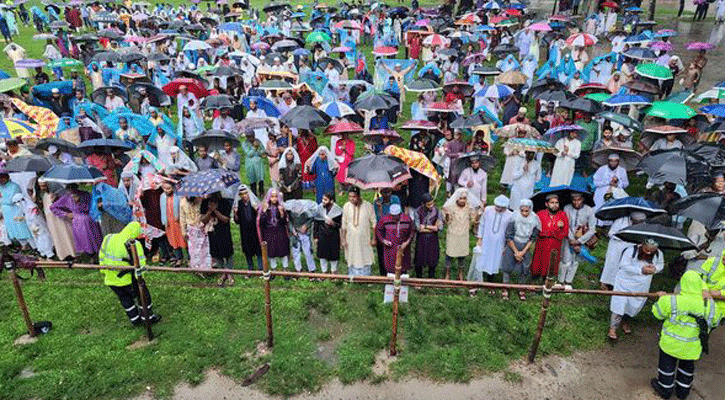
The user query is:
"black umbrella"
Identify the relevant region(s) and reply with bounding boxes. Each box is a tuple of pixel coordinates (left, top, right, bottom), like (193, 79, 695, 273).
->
(450, 113, 496, 129)
(211, 65, 243, 77)
(492, 43, 518, 55)
(615, 223, 696, 250)
(527, 78, 567, 100)
(705, 121, 725, 134)
(91, 51, 121, 63)
(668, 193, 725, 230)
(77, 138, 134, 153)
(353, 92, 398, 111)
(626, 79, 660, 95)
(316, 57, 344, 74)
(280, 105, 331, 130)
(596, 111, 643, 132)
(405, 79, 440, 92)
(623, 47, 657, 61)
(91, 86, 128, 105)
(637, 149, 711, 189)
(452, 152, 496, 179)
(560, 96, 602, 114)
(591, 148, 643, 171)
(345, 154, 411, 190)
(39, 164, 105, 185)
(684, 143, 725, 167)
(119, 52, 146, 63)
(96, 30, 124, 41)
(49, 20, 70, 29)
(147, 53, 171, 61)
(535, 88, 576, 103)
(595, 197, 667, 221)
(34, 138, 80, 156)
(191, 130, 240, 152)
(531, 185, 594, 212)
(128, 83, 171, 106)
(72, 33, 99, 42)
(470, 66, 501, 76)
(263, 3, 288, 13)
(6, 155, 61, 173)
(201, 94, 236, 110)
(271, 39, 300, 52)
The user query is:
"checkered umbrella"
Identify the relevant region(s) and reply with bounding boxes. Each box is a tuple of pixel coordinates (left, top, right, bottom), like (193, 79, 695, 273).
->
(176, 169, 240, 197)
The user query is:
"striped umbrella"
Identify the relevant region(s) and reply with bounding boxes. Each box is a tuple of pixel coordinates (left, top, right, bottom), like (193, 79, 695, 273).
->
(422, 34, 450, 47)
(0, 118, 37, 139)
(318, 101, 355, 117)
(565, 33, 597, 47)
(476, 84, 514, 99)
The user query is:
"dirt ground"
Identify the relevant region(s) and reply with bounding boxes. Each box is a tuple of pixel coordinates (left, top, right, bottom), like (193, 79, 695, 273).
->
(133, 327, 725, 400)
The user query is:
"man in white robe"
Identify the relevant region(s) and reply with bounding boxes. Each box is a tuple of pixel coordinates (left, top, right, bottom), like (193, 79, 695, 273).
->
(176, 85, 199, 116)
(104, 89, 125, 112)
(472, 195, 512, 288)
(457, 156, 487, 208)
(592, 153, 629, 209)
(683, 220, 725, 273)
(246, 99, 268, 118)
(509, 151, 540, 211)
(600, 212, 646, 289)
(550, 131, 581, 187)
(558, 192, 596, 289)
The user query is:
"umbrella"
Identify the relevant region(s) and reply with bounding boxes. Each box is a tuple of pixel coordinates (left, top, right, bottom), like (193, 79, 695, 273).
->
(5, 155, 61, 173)
(319, 101, 356, 118)
(175, 169, 240, 197)
(452, 152, 496, 179)
(637, 149, 711, 188)
(442, 81, 474, 96)
(626, 79, 661, 95)
(47, 58, 83, 68)
(77, 138, 134, 153)
(686, 42, 715, 50)
(315, 58, 344, 74)
(306, 31, 331, 43)
(585, 92, 610, 102)
(271, 39, 300, 52)
(477, 84, 514, 99)
(595, 197, 666, 220)
(39, 164, 105, 184)
(331, 46, 352, 53)
(649, 41, 673, 51)
(324, 121, 363, 135)
(560, 97, 602, 113)
(527, 22, 552, 31)
(534, 88, 576, 103)
(345, 154, 411, 190)
(615, 223, 696, 250)
(623, 47, 657, 60)
(528, 78, 567, 99)
(492, 43, 518, 55)
(399, 120, 439, 131)
(635, 63, 673, 80)
(602, 94, 652, 107)
(34, 138, 80, 156)
(250, 42, 270, 50)
(645, 101, 696, 119)
(162, 78, 209, 99)
(565, 33, 597, 47)
(406, 79, 440, 92)
(191, 130, 240, 152)
(372, 46, 398, 56)
(694, 88, 725, 102)
(259, 79, 293, 91)
(591, 148, 643, 171)
(383, 145, 441, 185)
(505, 138, 558, 154)
(14, 59, 45, 68)
(91, 51, 121, 63)
(706, 121, 725, 134)
(0, 118, 36, 138)
(233, 118, 276, 136)
(0, 77, 27, 93)
(470, 66, 502, 76)
(33, 33, 57, 40)
(640, 128, 694, 149)
(49, 21, 70, 29)
(596, 111, 644, 131)
(242, 96, 280, 118)
(183, 40, 212, 51)
(451, 114, 496, 129)
(422, 34, 450, 47)
(262, 2, 287, 12)
(655, 29, 678, 38)
(90, 86, 128, 105)
(353, 92, 398, 111)
(285, 199, 323, 223)
(462, 52, 488, 66)
(543, 124, 584, 143)
(700, 104, 725, 117)
(199, 94, 235, 110)
(669, 193, 725, 230)
(684, 143, 725, 167)
(279, 105, 331, 130)
(496, 123, 539, 138)
(497, 70, 527, 86)
(362, 130, 404, 145)
(531, 185, 594, 212)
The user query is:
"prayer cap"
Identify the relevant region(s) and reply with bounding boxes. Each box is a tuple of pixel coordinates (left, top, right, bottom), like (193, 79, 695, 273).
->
(390, 204, 402, 215)
(608, 153, 620, 161)
(519, 198, 533, 208)
(630, 211, 646, 221)
(169, 146, 180, 154)
(51, 88, 59, 94)
(518, 107, 527, 114)
(494, 195, 509, 208)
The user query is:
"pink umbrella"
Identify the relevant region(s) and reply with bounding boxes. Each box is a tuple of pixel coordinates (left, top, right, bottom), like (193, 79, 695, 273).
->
(687, 42, 714, 50)
(372, 46, 398, 56)
(565, 33, 597, 47)
(649, 41, 673, 51)
(131, 13, 149, 21)
(527, 22, 552, 31)
(462, 52, 487, 66)
(422, 34, 450, 47)
(414, 19, 431, 26)
(124, 36, 147, 43)
(251, 42, 270, 50)
(331, 46, 352, 53)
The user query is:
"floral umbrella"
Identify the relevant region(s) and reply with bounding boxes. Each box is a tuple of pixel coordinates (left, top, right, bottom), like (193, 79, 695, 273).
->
(176, 169, 240, 197)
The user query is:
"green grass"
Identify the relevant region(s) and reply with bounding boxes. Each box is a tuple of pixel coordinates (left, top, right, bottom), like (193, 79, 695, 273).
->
(0, 2, 690, 399)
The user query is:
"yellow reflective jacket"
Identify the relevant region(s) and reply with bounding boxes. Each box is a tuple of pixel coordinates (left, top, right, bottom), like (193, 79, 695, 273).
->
(99, 222, 146, 287)
(652, 271, 721, 360)
(694, 250, 725, 314)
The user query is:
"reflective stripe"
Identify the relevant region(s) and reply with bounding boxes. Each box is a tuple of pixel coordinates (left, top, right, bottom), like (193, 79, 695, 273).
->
(675, 381, 692, 388)
(654, 302, 665, 319)
(658, 368, 675, 376)
(664, 331, 699, 342)
(677, 368, 693, 377)
(707, 302, 717, 326)
(130, 314, 140, 321)
(124, 306, 135, 312)
(657, 381, 675, 389)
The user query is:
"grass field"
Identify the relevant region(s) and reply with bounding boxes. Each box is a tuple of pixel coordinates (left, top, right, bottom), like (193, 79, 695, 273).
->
(0, 2, 685, 399)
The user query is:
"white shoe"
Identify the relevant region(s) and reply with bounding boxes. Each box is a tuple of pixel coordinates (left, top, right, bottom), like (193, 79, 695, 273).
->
(553, 282, 564, 289)
(564, 284, 573, 293)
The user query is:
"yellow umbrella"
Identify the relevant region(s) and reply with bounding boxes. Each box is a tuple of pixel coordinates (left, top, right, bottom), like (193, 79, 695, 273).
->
(497, 70, 527, 85)
(383, 145, 441, 193)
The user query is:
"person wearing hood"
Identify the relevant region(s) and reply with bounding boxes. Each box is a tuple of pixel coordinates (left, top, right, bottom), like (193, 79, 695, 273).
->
(501, 198, 540, 300)
(279, 147, 303, 201)
(471, 195, 513, 292)
(99, 221, 161, 326)
(50, 183, 103, 260)
(0, 171, 33, 250)
(457, 155, 488, 208)
(233, 184, 263, 271)
(305, 146, 339, 204)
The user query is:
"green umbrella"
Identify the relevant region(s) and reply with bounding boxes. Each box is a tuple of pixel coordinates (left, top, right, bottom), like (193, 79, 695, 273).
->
(195, 65, 216, 74)
(584, 92, 610, 102)
(0, 77, 27, 93)
(306, 31, 331, 43)
(259, 79, 293, 90)
(695, 88, 725, 103)
(47, 58, 83, 68)
(635, 63, 673, 80)
(645, 101, 696, 120)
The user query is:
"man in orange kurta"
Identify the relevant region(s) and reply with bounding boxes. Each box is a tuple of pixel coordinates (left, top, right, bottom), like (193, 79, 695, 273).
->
(531, 194, 569, 279)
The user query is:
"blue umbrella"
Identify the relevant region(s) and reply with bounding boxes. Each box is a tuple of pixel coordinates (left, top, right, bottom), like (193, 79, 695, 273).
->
(483, 1, 501, 9)
(39, 164, 106, 184)
(218, 22, 244, 32)
(319, 101, 355, 117)
(623, 47, 657, 60)
(242, 96, 281, 118)
(474, 25, 496, 32)
(700, 104, 725, 117)
(102, 112, 155, 138)
(626, 6, 643, 11)
(603, 93, 652, 106)
(543, 124, 585, 143)
(594, 197, 666, 221)
(477, 84, 514, 99)
(0, 69, 9, 80)
(175, 169, 240, 197)
(293, 48, 310, 56)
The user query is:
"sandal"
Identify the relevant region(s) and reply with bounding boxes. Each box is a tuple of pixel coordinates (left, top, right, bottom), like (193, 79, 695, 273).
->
(217, 275, 226, 286)
(519, 291, 526, 301)
(469, 289, 477, 297)
(622, 323, 632, 335)
(607, 328, 618, 340)
(501, 290, 509, 300)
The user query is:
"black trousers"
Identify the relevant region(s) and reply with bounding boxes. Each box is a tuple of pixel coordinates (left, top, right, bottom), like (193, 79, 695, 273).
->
(109, 276, 153, 325)
(377, 243, 386, 276)
(655, 348, 695, 400)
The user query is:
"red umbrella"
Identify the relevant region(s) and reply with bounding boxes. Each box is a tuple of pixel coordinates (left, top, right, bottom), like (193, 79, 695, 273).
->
(504, 8, 522, 16)
(601, 1, 618, 8)
(400, 120, 439, 131)
(324, 121, 364, 135)
(549, 14, 570, 21)
(422, 34, 450, 47)
(372, 46, 398, 56)
(162, 78, 210, 98)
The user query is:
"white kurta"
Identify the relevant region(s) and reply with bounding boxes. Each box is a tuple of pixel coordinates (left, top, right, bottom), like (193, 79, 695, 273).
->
(475, 206, 512, 274)
(592, 165, 629, 208)
(550, 138, 580, 187)
(684, 220, 725, 272)
(610, 246, 664, 316)
(500, 146, 522, 185)
(600, 216, 632, 285)
(457, 167, 487, 206)
(342, 201, 376, 268)
(509, 157, 541, 211)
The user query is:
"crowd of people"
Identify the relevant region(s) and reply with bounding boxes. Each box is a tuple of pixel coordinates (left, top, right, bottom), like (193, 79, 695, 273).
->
(1, 0, 725, 397)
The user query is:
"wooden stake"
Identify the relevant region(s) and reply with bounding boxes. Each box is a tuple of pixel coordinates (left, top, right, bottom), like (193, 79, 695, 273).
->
(6, 261, 37, 337)
(390, 248, 404, 356)
(528, 249, 558, 363)
(129, 243, 154, 341)
(261, 242, 274, 348)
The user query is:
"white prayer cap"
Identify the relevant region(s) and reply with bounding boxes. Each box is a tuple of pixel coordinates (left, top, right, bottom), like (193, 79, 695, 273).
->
(630, 211, 646, 221)
(389, 204, 401, 215)
(48, 145, 59, 154)
(608, 153, 620, 161)
(519, 198, 533, 209)
(494, 195, 509, 208)
(51, 88, 59, 94)
(169, 146, 180, 154)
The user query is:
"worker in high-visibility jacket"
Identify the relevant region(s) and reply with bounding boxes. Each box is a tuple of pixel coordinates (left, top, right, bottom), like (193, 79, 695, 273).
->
(650, 271, 721, 400)
(100, 221, 161, 326)
(691, 249, 725, 316)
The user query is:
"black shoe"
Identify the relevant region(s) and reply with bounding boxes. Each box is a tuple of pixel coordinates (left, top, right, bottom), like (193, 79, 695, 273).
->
(651, 378, 671, 399)
(147, 314, 162, 324)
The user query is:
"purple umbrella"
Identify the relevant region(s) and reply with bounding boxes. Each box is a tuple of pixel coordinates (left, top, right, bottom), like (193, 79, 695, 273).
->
(686, 42, 714, 50)
(649, 41, 673, 51)
(15, 59, 46, 68)
(543, 124, 585, 144)
(654, 29, 677, 38)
